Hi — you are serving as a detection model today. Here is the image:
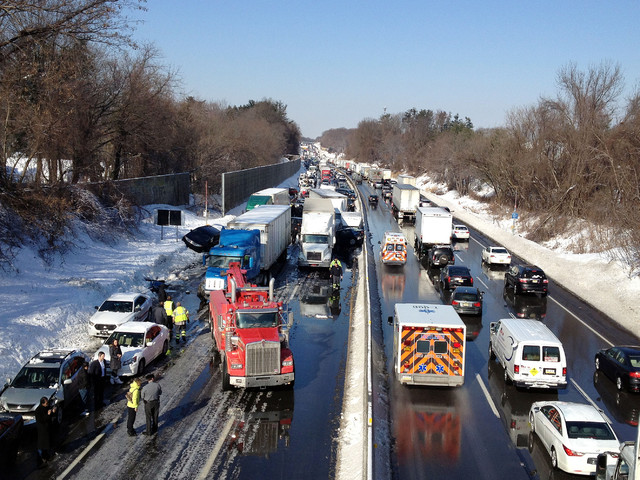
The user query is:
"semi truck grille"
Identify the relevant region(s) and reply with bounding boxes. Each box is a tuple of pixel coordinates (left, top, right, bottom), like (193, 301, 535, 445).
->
(307, 252, 322, 261)
(246, 341, 280, 375)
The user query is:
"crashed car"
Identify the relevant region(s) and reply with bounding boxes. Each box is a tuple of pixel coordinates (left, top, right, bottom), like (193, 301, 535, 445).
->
(182, 225, 221, 253)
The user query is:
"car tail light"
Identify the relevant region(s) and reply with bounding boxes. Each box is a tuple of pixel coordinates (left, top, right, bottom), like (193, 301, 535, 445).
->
(470, 277, 473, 284)
(630, 372, 640, 378)
(518, 278, 527, 283)
(543, 279, 549, 284)
(563, 444, 584, 456)
(451, 300, 459, 306)
(453, 342, 461, 348)
(473, 302, 481, 307)
(514, 365, 520, 374)
(562, 367, 567, 376)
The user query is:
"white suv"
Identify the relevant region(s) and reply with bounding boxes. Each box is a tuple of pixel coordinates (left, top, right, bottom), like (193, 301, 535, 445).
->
(88, 292, 153, 337)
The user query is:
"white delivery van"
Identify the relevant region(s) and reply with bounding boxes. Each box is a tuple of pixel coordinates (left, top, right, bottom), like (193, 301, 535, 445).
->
(391, 304, 466, 387)
(489, 318, 567, 389)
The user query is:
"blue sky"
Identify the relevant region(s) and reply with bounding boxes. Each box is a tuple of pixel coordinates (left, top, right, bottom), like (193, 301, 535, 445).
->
(129, 1, 640, 138)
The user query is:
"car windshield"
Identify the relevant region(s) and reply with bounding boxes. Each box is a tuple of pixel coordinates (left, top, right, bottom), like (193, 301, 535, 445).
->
(207, 255, 245, 268)
(492, 248, 508, 254)
(303, 234, 329, 244)
(236, 311, 278, 328)
(523, 269, 545, 278)
(565, 421, 616, 440)
(12, 366, 59, 388)
(99, 300, 133, 313)
(106, 332, 144, 348)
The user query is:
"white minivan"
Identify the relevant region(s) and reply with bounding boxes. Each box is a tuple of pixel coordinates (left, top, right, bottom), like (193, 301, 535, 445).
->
(489, 318, 567, 389)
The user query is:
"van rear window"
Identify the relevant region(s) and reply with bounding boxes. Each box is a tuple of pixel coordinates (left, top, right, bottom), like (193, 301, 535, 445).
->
(522, 345, 540, 361)
(543, 346, 560, 362)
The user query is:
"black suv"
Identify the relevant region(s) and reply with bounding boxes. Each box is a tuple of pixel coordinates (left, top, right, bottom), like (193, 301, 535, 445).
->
(440, 265, 473, 290)
(504, 264, 548, 295)
(426, 245, 455, 268)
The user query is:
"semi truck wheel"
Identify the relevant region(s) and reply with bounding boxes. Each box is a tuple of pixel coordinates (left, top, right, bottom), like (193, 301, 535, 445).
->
(221, 358, 231, 391)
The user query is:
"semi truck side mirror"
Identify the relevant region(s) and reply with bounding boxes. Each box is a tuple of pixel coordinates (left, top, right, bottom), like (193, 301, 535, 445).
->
(202, 254, 207, 266)
(387, 316, 393, 325)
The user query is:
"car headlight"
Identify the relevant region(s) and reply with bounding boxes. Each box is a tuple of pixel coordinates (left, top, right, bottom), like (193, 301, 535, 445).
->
(123, 355, 137, 366)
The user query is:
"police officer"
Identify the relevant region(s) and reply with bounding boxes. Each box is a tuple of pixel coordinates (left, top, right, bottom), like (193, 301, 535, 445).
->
(173, 301, 189, 343)
(330, 258, 343, 290)
(164, 295, 175, 340)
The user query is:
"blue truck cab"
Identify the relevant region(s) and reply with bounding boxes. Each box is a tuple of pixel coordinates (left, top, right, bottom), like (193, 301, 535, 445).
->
(202, 229, 261, 293)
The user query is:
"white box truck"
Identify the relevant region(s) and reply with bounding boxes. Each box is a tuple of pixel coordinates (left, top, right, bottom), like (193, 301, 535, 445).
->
(298, 198, 335, 268)
(390, 303, 466, 387)
(391, 184, 420, 223)
(397, 174, 416, 186)
(246, 187, 290, 211)
(488, 318, 567, 389)
(414, 206, 453, 258)
(227, 204, 291, 275)
(308, 188, 346, 211)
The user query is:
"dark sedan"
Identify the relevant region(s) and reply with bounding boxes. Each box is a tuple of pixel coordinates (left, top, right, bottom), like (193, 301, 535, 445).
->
(449, 286, 483, 316)
(182, 225, 221, 253)
(504, 264, 548, 295)
(440, 265, 473, 290)
(595, 346, 640, 392)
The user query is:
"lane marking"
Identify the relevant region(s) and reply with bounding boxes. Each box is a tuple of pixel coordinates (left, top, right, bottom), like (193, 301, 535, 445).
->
(571, 378, 614, 424)
(476, 373, 500, 418)
(196, 415, 236, 480)
(476, 276, 489, 290)
(547, 295, 613, 347)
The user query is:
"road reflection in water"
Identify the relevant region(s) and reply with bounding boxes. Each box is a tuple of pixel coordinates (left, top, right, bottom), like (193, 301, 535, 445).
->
(381, 267, 406, 302)
(503, 288, 548, 321)
(226, 389, 294, 456)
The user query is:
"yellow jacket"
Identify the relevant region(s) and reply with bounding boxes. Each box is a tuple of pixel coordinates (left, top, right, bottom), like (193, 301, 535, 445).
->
(127, 381, 141, 409)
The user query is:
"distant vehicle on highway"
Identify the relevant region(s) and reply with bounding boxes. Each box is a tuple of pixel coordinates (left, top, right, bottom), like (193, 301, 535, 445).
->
(504, 265, 548, 295)
(440, 265, 473, 290)
(451, 224, 470, 240)
(449, 286, 483, 316)
(482, 246, 511, 265)
(594, 346, 640, 392)
(368, 194, 378, 208)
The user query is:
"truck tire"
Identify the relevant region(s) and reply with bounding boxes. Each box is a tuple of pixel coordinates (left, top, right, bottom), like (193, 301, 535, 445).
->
(503, 367, 511, 385)
(56, 403, 64, 424)
(488, 342, 495, 360)
(221, 358, 231, 391)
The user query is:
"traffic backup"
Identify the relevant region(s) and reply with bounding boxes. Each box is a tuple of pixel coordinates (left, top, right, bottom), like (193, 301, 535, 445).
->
(390, 303, 466, 387)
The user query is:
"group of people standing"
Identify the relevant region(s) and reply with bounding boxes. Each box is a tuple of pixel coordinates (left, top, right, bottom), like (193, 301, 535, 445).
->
(125, 373, 162, 436)
(155, 285, 190, 345)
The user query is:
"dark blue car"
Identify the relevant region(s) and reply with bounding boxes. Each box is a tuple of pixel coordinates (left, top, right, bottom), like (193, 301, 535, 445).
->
(595, 346, 640, 392)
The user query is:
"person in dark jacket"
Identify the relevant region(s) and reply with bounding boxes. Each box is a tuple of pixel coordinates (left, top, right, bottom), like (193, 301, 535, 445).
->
(89, 352, 107, 409)
(153, 304, 168, 327)
(77, 361, 91, 414)
(157, 283, 167, 304)
(35, 397, 56, 465)
(141, 374, 162, 435)
(109, 339, 123, 385)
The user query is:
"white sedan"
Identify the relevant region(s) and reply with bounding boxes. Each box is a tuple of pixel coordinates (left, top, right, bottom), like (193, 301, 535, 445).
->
(88, 292, 153, 337)
(482, 246, 511, 265)
(94, 322, 170, 376)
(451, 224, 470, 240)
(528, 401, 620, 475)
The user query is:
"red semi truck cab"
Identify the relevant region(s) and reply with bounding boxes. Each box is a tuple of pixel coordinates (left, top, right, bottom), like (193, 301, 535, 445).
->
(209, 263, 294, 391)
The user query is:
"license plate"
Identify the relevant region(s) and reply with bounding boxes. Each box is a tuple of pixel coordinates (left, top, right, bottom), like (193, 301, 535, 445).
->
(100, 330, 109, 335)
(531, 279, 539, 283)
(587, 457, 597, 465)
(461, 302, 471, 307)
(543, 368, 556, 375)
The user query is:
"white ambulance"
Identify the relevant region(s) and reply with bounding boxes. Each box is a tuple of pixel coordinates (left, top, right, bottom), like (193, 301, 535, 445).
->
(380, 231, 408, 266)
(390, 303, 466, 387)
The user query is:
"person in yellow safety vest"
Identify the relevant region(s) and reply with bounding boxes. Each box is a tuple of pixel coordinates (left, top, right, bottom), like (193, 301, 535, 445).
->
(164, 296, 174, 338)
(173, 301, 189, 343)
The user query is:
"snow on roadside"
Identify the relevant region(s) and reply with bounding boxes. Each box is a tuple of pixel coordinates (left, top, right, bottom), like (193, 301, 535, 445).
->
(0, 204, 230, 382)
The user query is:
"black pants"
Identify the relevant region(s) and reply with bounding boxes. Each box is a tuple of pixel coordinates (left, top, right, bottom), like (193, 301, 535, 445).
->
(144, 400, 159, 434)
(93, 378, 105, 409)
(127, 407, 137, 434)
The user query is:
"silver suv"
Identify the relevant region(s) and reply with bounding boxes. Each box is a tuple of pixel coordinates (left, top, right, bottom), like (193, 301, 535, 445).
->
(0, 349, 90, 424)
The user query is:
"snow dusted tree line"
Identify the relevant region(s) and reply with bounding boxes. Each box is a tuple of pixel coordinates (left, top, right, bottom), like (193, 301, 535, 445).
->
(0, 0, 300, 268)
(322, 62, 640, 272)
